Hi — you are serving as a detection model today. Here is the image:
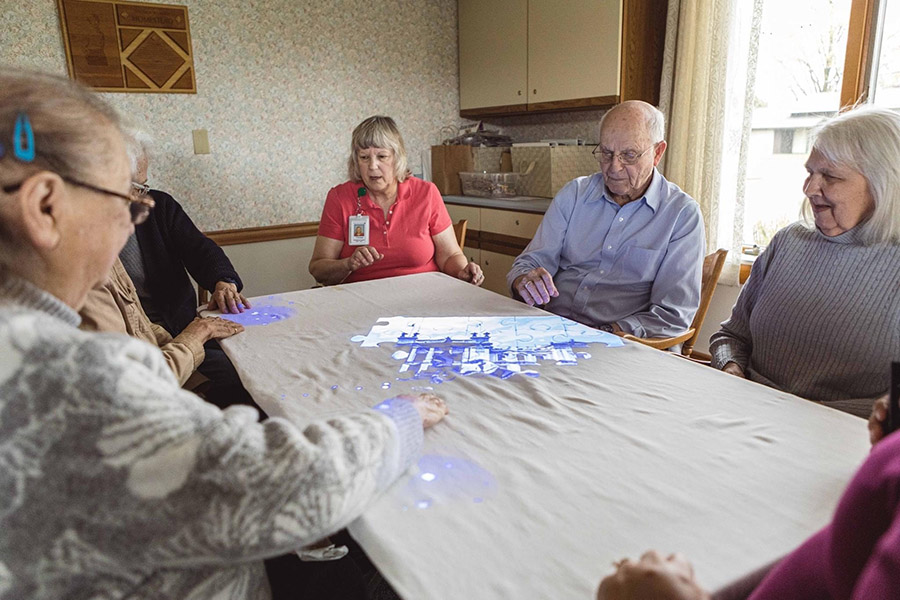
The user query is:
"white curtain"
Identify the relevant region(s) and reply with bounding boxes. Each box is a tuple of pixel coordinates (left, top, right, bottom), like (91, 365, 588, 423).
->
(659, 0, 764, 284)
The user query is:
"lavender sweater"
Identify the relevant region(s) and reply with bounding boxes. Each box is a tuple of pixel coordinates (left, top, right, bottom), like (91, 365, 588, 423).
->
(710, 222, 900, 417)
(0, 273, 422, 599)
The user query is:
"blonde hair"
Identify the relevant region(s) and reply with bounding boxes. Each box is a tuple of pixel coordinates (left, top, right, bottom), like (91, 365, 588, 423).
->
(803, 105, 900, 245)
(346, 115, 409, 183)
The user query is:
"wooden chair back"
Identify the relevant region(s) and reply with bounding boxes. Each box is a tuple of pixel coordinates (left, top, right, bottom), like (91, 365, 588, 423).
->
(453, 219, 468, 248)
(681, 248, 728, 355)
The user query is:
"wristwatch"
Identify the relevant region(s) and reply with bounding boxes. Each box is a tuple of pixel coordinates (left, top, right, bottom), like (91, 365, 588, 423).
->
(598, 323, 614, 333)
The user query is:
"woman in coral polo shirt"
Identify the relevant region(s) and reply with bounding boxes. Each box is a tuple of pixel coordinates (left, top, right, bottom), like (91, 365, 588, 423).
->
(310, 115, 484, 286)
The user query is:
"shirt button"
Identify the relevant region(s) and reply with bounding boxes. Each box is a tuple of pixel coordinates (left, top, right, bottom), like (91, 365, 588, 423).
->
(619, 217, 624, 222)
(599, 270, 605, 274)
(607, 245, 612, 250)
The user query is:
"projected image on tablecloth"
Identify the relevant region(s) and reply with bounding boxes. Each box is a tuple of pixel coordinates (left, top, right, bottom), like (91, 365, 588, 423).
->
(213, 304, 296, 326)
(351, 316, 623, 383)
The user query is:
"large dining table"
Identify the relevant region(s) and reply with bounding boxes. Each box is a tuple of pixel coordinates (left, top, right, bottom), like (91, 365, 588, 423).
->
(219, 272, 869, 599)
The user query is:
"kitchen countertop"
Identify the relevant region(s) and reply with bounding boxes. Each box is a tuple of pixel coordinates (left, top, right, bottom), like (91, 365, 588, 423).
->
(442, 194, 552, 214)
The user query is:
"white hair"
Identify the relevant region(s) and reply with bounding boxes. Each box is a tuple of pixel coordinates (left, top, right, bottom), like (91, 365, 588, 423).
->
(122, 126, 153, 175)
(803, 105, 900, 245)
(599, 100, 666, 144)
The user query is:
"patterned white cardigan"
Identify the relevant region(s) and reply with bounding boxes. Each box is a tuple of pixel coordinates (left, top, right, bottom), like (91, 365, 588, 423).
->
(0, 274, 423, 600)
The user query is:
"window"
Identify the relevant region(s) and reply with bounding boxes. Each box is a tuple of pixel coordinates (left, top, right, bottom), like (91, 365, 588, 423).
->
(743, 0, 853, 247)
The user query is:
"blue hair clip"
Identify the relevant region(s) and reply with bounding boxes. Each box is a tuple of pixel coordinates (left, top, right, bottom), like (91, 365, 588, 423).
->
(13, 113, 35, 162)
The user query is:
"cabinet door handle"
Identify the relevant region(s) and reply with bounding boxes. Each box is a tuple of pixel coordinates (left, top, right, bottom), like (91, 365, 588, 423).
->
(533, 89, 537, 95)
(515, 219, 520, 226)
(518, 90, 522, 95)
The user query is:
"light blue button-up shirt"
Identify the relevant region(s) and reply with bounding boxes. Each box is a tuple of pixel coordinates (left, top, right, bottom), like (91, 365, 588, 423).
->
(507, 169, 705, 338)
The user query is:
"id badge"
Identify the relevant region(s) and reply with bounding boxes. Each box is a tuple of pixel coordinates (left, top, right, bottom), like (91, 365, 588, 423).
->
(349, 215, 369, 246)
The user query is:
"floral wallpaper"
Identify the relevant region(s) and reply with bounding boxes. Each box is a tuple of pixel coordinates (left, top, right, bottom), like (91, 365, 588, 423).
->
(1, 0, 461, 231)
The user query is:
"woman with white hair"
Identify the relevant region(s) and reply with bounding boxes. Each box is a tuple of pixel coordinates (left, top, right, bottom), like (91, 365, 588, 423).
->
(0, 69, 446, 600)
(710, 105, 900, 416)
(309, 115, 484, 286)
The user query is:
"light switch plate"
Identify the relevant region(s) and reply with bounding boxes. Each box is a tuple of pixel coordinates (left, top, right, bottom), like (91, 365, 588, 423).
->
(192, 129, 210, 154)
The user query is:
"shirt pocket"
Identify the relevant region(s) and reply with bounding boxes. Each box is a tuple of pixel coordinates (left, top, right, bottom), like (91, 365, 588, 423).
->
(620, 246, 661, 284)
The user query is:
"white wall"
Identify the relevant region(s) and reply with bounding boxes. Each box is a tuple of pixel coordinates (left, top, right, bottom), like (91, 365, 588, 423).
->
(219, 237, 318, 298)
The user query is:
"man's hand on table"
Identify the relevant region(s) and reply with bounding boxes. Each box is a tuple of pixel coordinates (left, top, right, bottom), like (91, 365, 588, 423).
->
(597, 550, 710, 600)
(869, 394, 890, 446)
(513, 267, 559, 306)
(209, 280, 251, 314)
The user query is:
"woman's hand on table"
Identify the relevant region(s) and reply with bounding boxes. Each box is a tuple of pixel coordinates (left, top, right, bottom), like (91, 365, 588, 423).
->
(346, 246, 383, 273)
(208, 281, 251, 314)
(458, 261, 484, 286)
(181, 316, 245, 345)
(869, 394, 890, 446)
(597, 550, 710, 600)
(722, 362, 746, 378)
(513, 267, 559, 306)
(408, 392, 448, 428)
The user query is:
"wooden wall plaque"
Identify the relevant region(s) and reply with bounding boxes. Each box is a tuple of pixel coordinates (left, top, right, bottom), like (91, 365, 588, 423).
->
(57, 0, 196, 93)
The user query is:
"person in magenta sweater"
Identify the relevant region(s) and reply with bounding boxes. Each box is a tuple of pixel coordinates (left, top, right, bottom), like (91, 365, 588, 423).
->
(309, 115, 484, 286)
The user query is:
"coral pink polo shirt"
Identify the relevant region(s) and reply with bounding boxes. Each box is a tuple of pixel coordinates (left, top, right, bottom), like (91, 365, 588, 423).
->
(318, 177, 453, 283)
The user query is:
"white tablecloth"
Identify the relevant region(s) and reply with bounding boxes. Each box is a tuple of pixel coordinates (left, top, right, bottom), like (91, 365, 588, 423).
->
(221, 272, 869, 599)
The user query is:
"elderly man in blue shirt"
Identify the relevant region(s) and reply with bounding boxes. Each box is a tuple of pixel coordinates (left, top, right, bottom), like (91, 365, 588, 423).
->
(507, 100, 705, 338)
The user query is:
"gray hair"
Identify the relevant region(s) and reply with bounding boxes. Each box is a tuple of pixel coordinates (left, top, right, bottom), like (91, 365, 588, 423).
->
(599, 100, 666, 144)
(346, 116, 409, 183)
(123, 125, 153, 175)
(0, 68, 123, 250)
(803, 105, 900, 245)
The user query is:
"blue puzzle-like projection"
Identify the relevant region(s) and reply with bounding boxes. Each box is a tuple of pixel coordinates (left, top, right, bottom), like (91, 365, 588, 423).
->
(215, 304, 295, 326)
(351, 316, 623, 383)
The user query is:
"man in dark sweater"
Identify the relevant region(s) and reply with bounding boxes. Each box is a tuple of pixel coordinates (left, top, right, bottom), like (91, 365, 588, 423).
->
(120, 129, 254, 408)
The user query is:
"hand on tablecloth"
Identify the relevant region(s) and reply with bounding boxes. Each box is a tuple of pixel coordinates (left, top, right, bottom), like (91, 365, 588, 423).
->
(597, 550, 709, 600)
(513, 267, 558, 306)
(407, 392, 448, 428)
(178, 317, 244, 346)
(869, 394, 890, 446)
(346, 246, 383, 273)
(722, 362, 746, 378)
(458, 261, 484, 286)
(208, 281, 251, 314)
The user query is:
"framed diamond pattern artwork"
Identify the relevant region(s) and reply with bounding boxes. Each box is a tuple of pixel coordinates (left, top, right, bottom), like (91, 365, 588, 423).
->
(57, 0, 196, 93)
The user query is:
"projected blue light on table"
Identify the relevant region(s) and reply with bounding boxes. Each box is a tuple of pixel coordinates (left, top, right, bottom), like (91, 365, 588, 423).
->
(396, 454, 497, 511)
(351, 316, 623, 383)
(215, 305, 295, 326)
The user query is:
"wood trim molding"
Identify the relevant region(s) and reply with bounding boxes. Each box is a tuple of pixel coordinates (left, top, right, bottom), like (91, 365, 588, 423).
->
(460, 96, 618, 120)
(205, 221, 319, 246)
(460, 103, 529, 119)
(841, 0, 878, 107)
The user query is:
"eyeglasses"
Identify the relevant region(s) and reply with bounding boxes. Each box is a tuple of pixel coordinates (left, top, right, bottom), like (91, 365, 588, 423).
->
(131, 180, 151, 197)
(592, 143, 657, 166)
(2, 175, 155, 224)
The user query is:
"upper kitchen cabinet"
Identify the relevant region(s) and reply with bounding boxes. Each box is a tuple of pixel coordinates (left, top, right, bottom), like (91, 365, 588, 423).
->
(458, 0, 669, 118)
(458, 0, 528, 111)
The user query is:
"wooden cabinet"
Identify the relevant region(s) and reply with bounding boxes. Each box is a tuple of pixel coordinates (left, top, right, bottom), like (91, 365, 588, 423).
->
(458, 0, 527, 110)
(446, 202, 545, 297)
(458, 0, 668, 118)
(527, 0, 621, 105)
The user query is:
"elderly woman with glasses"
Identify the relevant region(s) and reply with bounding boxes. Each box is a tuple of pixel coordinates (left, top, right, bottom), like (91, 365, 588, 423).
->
(710, 105, 900, 418)
(309, 115, 484, 286)
(0, 68, 447, 600)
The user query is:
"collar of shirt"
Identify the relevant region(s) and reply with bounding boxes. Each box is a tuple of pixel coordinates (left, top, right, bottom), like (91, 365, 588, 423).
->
(595, 168, 663, 213)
